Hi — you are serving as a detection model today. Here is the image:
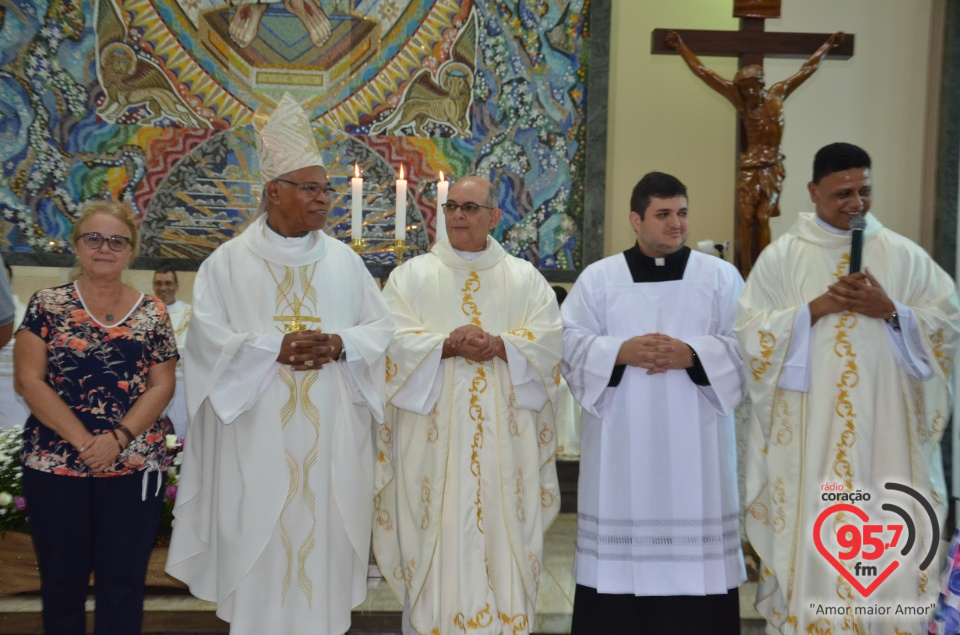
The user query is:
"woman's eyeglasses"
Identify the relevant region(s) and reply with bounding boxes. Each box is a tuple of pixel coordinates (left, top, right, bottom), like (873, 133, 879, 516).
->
(80, 232, 131, 252)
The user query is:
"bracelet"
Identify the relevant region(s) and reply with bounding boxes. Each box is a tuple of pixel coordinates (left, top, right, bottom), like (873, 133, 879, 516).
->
(108, 429, 124, 453)
(115, 424, 136, 446)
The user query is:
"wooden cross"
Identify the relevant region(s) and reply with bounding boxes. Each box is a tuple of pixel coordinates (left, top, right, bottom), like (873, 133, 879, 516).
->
(651, 0, 854, 274)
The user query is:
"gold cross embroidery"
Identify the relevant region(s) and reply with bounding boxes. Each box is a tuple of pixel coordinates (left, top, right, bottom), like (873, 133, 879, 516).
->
(273, 295, 321, 332)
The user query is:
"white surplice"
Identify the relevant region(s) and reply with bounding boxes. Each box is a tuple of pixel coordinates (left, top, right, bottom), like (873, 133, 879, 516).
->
(373, 238, 562, 635)
(562, 249, 747, 596)
(166, 215, 394, 635)
(736, 213, 960, 634)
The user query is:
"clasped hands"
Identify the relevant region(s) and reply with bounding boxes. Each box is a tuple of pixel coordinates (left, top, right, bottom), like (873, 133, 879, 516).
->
(810, 270, 895, 324)
(278, 330, 343, 371)
(78, 431, 122, 475)
(443, 324, 506, 363)
(616, 333, 693, 375)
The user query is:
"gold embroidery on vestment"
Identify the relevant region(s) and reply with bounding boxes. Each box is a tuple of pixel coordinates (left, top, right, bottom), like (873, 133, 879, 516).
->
(804, 618, 834, 635)
(454, 603, 494, 630)
(540, 485, 557, 510)
(508, 392, 519, 437)
(750, 330, 776, 382)
(773, 393, 793, 446)
(772, 477, 787, 533)
(281, 451, 298, 602)
(749, 501, 770, 526)
(528, 552, 541, 587)
(297, 371, 321, 607)
(499, 611, 529, 634)
(462, 272, 487, 535)
(267, 261, 322, 332)
(420, 476, 432, 530)
(930, 327, 953, 378)
(515, 469, 525, 522)
(832, 314, 860, 491)
(385, 355, 398, 383)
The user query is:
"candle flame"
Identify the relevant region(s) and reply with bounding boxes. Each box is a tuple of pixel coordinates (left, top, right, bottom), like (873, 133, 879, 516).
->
(399, 164, 405, 180)
(354, 163, 361, 178)
(439, 170, 445, 182)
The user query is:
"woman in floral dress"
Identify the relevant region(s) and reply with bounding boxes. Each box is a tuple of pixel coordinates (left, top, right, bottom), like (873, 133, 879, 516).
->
(13, 201, 178, 635)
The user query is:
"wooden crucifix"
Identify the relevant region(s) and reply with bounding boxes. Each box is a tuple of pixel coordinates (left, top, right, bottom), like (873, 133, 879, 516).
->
(651, 0, 854, 275)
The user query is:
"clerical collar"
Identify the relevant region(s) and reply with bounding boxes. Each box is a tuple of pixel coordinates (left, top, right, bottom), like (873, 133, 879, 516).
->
(814, 214, 853, 236)
(623, 244, 691, 283)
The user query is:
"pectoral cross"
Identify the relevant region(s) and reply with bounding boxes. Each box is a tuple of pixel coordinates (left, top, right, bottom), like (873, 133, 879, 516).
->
(273, 295, 322, 332)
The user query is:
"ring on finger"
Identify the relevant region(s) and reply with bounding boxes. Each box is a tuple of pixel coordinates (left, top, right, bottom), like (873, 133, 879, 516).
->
(305, 359, 315, 367)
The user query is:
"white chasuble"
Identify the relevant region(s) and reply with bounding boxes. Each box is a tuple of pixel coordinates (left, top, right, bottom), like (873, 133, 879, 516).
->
(374, 239, 562, 635)
(736, 213, 960, 634)
(562, 249, 747, 596)
(166, 215, 394, 635)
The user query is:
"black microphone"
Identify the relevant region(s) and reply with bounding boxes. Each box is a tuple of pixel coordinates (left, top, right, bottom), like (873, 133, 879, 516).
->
(848, 215, 866, 274)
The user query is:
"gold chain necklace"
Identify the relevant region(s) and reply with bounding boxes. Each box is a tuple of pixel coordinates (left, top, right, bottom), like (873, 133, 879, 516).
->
(264, 260, 321, 332)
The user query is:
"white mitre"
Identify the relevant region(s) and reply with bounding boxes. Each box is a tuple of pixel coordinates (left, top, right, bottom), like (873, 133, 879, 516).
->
(254, 92, 324, 187)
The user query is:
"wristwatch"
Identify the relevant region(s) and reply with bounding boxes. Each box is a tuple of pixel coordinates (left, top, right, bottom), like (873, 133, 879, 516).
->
(337, 345, 347, 362)
(885, 310, 901, 331)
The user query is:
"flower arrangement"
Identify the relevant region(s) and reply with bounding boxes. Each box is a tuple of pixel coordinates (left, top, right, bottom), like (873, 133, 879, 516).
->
(158, 433, 183, 545)
(0, 426, 184, 545)
(0, 427, 28, 534)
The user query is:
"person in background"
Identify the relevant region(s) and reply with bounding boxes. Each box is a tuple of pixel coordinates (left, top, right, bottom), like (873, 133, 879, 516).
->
(0, 256, 13, 348)
(14, 201, 178, 634)
(152, 264, 191, 349)
(2, 261, 26, 339)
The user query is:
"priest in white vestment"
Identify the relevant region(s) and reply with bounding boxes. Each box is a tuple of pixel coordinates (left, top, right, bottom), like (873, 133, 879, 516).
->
(152, 266, 192, 349)
(373, 176, 562, 635)
(562, 172, 747, 634)
(736, 143, 960, 634)
(153, 265, 191, 436)
(166, 94, 394, 635)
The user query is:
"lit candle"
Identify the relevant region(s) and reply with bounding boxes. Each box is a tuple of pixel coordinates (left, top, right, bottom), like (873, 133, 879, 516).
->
(436, 171, 448, 243)
(396, 164, 407, 243)
(351, 164, 363, 241)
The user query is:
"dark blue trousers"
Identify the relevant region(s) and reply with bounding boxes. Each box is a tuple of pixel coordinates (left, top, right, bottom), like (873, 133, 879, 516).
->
(23, 467, 165, 635)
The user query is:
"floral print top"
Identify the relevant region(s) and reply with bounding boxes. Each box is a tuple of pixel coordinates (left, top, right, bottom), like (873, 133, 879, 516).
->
(19, 282, 179, 477)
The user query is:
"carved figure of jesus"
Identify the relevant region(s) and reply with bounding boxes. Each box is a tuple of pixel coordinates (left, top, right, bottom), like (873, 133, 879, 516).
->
(665, 30, 844, 272)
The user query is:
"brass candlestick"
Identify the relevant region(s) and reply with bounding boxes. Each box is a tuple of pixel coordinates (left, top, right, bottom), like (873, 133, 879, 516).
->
(351, 238, 363, 254)
(393, 240, 409, 264)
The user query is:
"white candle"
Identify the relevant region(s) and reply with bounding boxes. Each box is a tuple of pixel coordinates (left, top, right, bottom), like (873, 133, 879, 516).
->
(396, 164, 407, 243)
(351, 164, 363, 241)
(436, 171, 448, 243)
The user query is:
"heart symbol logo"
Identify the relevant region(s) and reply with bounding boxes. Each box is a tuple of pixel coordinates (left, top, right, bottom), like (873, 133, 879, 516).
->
(813, 503, 899, 597)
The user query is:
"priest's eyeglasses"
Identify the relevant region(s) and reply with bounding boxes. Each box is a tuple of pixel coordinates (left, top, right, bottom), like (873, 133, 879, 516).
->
(441, 201, 494, 215)
(274, 179, 336, 197)
(80, 232, 131, 252)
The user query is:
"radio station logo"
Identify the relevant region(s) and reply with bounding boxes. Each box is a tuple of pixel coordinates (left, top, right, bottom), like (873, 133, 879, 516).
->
(813, 482, 939, 598)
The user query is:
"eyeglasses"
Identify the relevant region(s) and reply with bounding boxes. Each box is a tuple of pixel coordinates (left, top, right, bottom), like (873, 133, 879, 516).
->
(441, 201, 494, 215)
(80, 232, 131, 252)
(274, 179, 336, 197)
